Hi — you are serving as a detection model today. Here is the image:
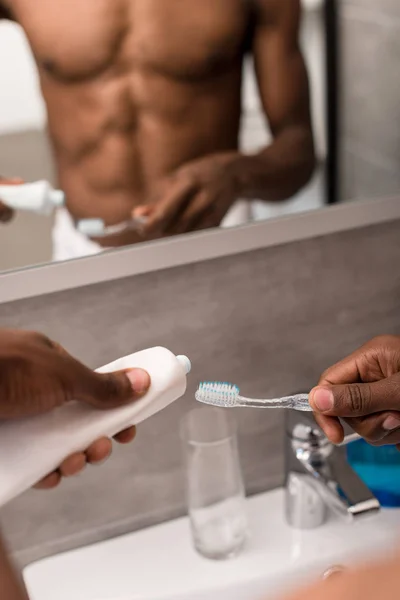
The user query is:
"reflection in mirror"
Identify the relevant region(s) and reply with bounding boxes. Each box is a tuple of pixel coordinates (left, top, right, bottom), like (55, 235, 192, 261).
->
(0, 0, 328, 271)
(1, 0, 396, 273)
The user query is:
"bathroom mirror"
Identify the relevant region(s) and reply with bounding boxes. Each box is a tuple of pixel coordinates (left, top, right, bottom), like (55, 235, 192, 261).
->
(0, 0, 398, 273)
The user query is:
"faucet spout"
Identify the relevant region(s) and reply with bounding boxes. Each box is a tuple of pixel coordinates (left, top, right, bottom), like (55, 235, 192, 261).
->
(285, 411, 380, 529)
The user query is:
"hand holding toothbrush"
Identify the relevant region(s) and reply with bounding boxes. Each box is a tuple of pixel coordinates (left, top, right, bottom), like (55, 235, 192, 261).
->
(131, 154, 240, 236)
(0, 328, 150, 489)
(309, 335, 400, 448)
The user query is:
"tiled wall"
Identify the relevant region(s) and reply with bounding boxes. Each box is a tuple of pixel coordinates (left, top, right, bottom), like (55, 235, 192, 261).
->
(0, 217, 400, 566)
(0, 130, 55, 271)
(340, 0, 400, 200)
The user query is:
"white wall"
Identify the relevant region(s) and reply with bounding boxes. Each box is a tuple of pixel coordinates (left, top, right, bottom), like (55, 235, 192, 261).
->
(0, 21, 46, 133)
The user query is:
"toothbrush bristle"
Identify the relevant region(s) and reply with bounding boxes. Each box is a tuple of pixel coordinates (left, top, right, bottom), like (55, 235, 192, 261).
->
(195, 382, 240, 407)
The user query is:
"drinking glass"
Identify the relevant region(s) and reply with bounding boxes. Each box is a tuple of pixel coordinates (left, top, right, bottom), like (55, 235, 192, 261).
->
(180, 406, 248, 559)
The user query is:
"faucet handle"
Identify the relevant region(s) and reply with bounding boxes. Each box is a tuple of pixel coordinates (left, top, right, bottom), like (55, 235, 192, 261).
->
(285, 410, 380, 526)
(286, 409, 325, 442)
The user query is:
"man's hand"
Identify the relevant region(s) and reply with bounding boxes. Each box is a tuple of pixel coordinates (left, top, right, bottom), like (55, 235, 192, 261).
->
(0, 329, 150, 489)
(133, 154, 240, 236)
(0, 177, 23, 223)
(309, 335, 400, 447)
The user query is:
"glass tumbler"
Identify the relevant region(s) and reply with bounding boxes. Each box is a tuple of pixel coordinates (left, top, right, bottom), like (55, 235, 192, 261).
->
(180, 406, 248, 560)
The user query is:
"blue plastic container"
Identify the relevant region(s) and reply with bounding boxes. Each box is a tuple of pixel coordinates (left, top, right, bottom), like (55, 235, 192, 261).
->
(347, 439, 400, 507)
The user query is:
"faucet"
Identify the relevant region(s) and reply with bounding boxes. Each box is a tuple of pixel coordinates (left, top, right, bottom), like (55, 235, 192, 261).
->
(285, 410, 380, 529)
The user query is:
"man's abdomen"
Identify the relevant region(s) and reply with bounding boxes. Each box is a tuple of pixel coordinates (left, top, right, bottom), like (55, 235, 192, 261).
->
(47, 68, 242, 227)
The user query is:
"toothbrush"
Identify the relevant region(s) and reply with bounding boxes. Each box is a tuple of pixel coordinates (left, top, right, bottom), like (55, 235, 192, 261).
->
(195, 382, 312, 411)
(77, 216, 148, 237)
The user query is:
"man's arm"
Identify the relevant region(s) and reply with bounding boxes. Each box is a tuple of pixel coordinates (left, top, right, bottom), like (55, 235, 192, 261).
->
(0, 536, 29, 600)
(132, 0, 316, 235)
(234, 0, 315, 201)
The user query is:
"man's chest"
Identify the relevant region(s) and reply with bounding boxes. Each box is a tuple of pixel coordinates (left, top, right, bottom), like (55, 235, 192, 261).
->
(10, 0, 253, 82)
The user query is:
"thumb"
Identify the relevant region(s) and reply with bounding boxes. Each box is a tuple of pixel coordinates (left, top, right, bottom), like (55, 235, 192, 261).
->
(310, 373, 400, 418)
(78, 368, 151, 409)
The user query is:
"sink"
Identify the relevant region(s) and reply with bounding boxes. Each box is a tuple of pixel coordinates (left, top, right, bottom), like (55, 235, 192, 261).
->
(23, 488, 400, 600)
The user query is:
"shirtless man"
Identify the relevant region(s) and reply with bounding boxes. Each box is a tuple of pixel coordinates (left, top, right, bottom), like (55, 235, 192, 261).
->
(0, 0, 314, 260)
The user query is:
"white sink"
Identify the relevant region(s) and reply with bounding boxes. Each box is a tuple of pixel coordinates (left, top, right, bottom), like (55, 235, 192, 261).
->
(23, 488, 400, 600)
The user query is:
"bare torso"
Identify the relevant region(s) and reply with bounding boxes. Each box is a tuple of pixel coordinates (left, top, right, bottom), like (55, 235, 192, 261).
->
(3, 0, 253, 243)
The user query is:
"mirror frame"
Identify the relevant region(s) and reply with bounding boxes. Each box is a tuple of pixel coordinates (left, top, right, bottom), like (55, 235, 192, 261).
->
(0, 195, 399, 305)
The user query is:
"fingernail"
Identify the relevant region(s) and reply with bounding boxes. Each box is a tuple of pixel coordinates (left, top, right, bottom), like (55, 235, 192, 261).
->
(383, 416, 400, 431)
(312, 387, 334, 412)
(126, 368, 150, 394)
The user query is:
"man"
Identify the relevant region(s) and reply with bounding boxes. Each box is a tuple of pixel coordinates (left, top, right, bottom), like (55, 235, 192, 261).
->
(2, 333, 400, 600)
(0, 0, 314, 260)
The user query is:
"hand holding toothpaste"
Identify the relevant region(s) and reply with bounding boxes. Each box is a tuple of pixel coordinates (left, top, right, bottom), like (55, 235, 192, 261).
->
(0, 328, 150, 488)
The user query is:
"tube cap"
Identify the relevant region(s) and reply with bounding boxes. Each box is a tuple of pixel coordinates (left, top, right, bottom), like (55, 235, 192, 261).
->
(50, 190, 65, 207)
(176, 355, 191, 374)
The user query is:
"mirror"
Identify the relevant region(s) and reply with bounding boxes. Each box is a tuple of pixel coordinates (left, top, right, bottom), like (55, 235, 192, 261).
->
(0, 0, 397, 273)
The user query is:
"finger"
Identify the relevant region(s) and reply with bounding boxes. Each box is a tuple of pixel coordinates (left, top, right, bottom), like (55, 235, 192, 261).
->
(318, 336, 400, 386)
(85, 437, 112, 464)
(314, 412, 344, 444)
(190, 215, 221, 232)
(318, 355, 362, 387)
(343, 411, 400, 444)
(34, 471, 62, 490)
(143, 179, 197, 234)
(47, 339, 70, 356)
(74, 366, 150, 409)
(309, 374, 400, 418)
(0, 200, 14, 223)
(0, 177, 24, 184)
(59, 452, 87, 477)
(132, 205, 153, 219)
(375, 428, 400, 446)
(171, 190, 214, 235)
(113, 426, 136, 444)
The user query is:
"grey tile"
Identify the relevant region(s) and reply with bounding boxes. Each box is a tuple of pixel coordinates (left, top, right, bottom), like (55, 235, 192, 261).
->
(340, 14, 400, 168)
(344, 0, 400, 19)
(341, 140, 400, 201)
(0, 130, 54, 271)
(0, 129, 55, 183)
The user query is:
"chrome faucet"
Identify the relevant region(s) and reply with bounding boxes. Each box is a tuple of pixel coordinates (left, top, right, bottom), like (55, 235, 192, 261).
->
(285, 410, 380, 529)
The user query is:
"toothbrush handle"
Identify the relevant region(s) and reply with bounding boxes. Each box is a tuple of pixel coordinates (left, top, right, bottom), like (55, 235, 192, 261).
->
(283, 393, 312, 411)
(0, 347, 188, 508)
(237, 394, 311, 411)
